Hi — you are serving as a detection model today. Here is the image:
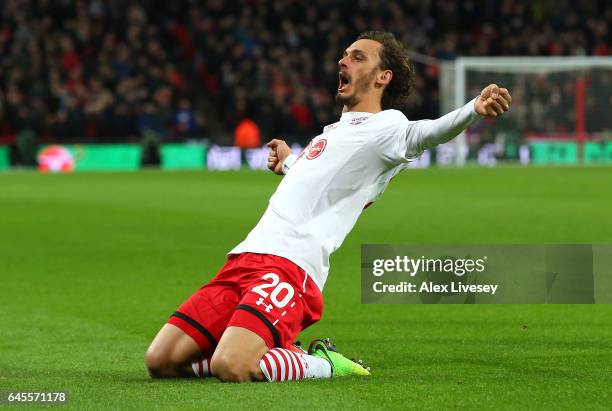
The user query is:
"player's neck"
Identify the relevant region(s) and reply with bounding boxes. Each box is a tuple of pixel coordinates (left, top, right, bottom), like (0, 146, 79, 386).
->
(342, 98, 382, 114)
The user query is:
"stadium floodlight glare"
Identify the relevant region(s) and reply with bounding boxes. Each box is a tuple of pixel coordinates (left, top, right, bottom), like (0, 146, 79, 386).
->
(440, 56, 612, 165)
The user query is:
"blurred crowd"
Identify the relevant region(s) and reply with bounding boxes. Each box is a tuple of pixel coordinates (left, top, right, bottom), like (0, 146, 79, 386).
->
(0, 0, 204, 152)
(0, 0, 610, 155)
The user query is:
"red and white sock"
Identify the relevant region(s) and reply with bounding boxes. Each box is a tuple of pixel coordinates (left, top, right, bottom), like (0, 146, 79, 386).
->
(191, 357, 211, 378)
(259, 348, 332, 382)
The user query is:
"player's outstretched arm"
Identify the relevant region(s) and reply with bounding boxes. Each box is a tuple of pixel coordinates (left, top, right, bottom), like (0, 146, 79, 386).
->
(406, 84, 512, 154)
(266, 139, 295, 175)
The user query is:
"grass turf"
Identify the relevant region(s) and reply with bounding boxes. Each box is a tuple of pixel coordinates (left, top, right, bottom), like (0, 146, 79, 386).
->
(1, 166, 611, 410)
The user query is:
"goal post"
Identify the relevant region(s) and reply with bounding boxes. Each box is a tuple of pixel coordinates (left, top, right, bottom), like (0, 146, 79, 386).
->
(439, 56, 612, 166)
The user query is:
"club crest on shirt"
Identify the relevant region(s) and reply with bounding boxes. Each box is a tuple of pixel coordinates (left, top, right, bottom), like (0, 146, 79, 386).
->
(306, 139, 327, 160)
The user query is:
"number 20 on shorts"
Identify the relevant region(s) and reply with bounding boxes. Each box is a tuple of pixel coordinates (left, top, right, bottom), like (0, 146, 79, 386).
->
(252, 273, 295, 309)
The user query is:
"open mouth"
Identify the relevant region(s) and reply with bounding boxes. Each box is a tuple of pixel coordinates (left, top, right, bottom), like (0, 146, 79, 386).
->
(338, 72, 350, 93)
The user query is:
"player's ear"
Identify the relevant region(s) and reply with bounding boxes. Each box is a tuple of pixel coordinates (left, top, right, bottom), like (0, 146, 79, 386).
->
(377, 69, 392, 87)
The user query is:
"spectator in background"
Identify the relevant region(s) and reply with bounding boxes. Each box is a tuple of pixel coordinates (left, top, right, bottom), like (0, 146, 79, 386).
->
(234, 118, 261, 149)
(84, 78, 114, 139)
(175, 98, 198, 139)
(14, 106, 38, 166)
(289, 88, 313, 141)
(139, 102, 166, 165)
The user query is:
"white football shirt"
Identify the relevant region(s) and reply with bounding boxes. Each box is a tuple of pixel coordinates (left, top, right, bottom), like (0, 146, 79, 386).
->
(229, 98, 483, 291)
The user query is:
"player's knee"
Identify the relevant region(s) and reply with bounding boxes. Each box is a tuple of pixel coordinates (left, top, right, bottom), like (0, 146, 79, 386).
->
(211, 352, 261, 382)
(210, 354, 245, 382)
(145, 346, 171, 378)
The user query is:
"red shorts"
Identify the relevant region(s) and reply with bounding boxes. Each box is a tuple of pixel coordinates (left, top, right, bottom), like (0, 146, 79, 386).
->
(167, 253, 323, 355)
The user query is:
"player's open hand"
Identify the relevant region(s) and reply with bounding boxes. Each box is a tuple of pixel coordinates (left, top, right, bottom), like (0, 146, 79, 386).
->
(474, 84, 512, 117)
(266, 139, 292, 175)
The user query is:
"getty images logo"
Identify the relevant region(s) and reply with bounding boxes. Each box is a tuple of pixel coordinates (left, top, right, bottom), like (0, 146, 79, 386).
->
(372, 255, 487, 277)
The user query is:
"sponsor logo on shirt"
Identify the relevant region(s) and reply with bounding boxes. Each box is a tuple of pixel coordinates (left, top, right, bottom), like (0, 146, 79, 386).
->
(350, 116, 369, 125)
(306, 139, 327, 160)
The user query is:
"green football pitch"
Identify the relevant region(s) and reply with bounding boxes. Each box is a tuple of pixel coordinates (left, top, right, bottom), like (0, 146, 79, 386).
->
(1, 167, 611, 410)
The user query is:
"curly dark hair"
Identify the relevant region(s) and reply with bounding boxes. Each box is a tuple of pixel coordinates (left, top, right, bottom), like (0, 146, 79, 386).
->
(357, 31, 415, 110)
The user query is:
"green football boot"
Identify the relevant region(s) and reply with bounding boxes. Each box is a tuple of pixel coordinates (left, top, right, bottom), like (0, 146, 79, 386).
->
(308, 338, 371, 377)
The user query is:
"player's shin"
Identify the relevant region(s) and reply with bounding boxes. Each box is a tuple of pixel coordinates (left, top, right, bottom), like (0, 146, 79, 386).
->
(259, 348, 332, 382)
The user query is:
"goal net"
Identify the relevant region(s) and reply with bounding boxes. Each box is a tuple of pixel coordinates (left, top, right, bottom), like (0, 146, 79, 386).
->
(439, 57, 612, 166)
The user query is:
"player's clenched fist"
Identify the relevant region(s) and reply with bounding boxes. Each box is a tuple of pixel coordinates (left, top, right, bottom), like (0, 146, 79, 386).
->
(266, 139, 292, 175)
(474, 84, 512, 117)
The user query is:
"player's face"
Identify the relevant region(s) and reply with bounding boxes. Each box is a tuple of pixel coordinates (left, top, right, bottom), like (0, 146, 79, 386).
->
(336, 39, 384, 108)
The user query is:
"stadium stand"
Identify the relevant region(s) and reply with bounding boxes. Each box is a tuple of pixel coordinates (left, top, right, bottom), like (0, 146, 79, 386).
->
(0, 0, 609, 154)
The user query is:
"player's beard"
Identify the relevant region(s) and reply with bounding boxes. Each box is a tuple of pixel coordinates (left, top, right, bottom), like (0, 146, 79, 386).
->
(335, 68, 377, 109)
